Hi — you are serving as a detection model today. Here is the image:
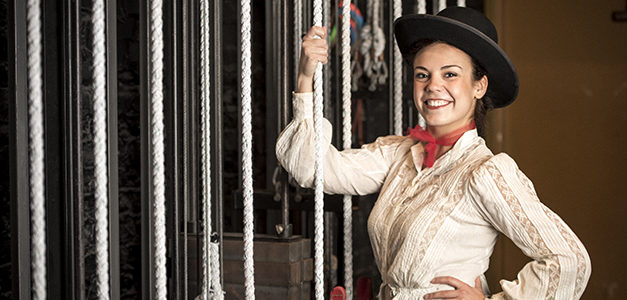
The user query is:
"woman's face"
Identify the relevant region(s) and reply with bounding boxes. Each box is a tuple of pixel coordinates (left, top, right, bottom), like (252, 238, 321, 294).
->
(413, 42, 487, 134)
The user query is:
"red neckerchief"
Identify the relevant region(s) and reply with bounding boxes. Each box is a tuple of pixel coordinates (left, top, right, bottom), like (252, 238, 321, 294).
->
(407, 121, 476, 168)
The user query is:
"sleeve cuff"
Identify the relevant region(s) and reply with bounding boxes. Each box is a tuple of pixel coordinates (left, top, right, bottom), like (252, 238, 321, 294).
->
(292, 91, 313, 120)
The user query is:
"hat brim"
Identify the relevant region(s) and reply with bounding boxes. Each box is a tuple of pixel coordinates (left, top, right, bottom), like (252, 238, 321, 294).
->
(394, 14, 519, 108)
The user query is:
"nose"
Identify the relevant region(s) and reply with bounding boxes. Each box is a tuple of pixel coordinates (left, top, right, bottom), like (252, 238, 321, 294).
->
(425, 76, 443, 92)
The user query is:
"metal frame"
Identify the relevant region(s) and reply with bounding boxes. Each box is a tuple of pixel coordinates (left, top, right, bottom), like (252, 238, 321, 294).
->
(9, 0, 31, 297)
(61, 0, 85, 298)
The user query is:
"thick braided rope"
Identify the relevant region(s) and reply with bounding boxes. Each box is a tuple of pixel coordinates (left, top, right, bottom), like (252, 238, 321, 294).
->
(457, 0, 466, 7)
(312, 0, 325, 298)
(150, 0, 167, 298)
(417, 0, 427, 128)
(27, 0, 46, 298)
(340, 1, 353, 298)
(438, 0, 446, 13)
(393, 0, 403, 136)
(210, 242, 224, 300)
(200, 0, 212, 298)
(294, 0, 302, 84)
(91, 0, 110, 298)
(240, 0, 256, 299)
(417, 0, 426, 14)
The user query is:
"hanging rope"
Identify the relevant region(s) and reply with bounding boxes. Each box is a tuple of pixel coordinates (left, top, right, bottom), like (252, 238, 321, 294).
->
(210, 240, 224, 300)
(361, 0, 388, 91)
(91, 0, 110, 298)
(312, 0, 325, 298)
(240, 0, 256, 299)
(417, 0, 426, 14)
(294, 0, 303, 85)
(27, 0, 46, 298)
(393, 0, 403, 136)
(416, 0, 427, 128)
(340, 1, 353, 298)
(457, 0, 466, 7)
(149, 0, 167, 298)
(438, 0, 446, 13)
(200, 0, 213, 298)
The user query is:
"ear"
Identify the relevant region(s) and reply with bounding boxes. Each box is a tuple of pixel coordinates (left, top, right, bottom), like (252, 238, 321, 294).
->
(474, 75, 488, 99)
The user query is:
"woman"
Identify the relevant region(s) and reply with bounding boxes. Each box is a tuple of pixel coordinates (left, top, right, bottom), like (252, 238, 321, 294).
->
(276, 7, 591, 299)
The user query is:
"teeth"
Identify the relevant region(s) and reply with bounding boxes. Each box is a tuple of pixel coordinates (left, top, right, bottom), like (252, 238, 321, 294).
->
(426, 99, 450, 107)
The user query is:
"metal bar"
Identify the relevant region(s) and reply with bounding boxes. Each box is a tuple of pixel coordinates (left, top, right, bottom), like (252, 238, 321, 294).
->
(189, 0, 201, 295)
(62, 0, 85, 298)
(280, 0, 293, 238)
(388, 0, 395, 134)
(9, 0, 32, 297)
(140, 0, 156, 296)
(266, 0, 280, 194)
(42, 0, 63, 297)
(169, 0, 186, 297)
(188, 0, 200, 234)
(211, 0, 225, 287)
(163, 0, 180, 297)
(181, 0, 190, 296)
(106, 0, 121, 298)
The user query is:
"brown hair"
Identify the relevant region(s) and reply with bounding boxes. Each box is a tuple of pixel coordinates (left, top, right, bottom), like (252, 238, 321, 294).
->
(405, 40, 493, 137)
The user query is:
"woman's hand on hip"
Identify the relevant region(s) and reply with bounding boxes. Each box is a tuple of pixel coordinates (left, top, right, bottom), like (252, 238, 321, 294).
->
(423, 276, 484, 300)
(297, 26, 328, 93)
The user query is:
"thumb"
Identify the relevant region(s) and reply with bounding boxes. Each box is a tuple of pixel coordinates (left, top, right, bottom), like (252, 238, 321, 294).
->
(474, 277, 482, 290)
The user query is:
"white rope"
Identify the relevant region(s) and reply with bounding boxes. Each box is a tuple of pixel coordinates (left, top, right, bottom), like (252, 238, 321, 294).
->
(200, 0, 212, 298)
(361, 0, 387, 91)
(91, 0, 110, 298)
(150, 0, 167, 298)
(210, 241, 224, 300)
(457, 0, 466, 7)
(393, 0, 403, 136)
(294, 0, 302, 85)
(417, 0, 426, 14)
(340, 1, 353, 298)
(437, 0, 446, 13)
(416, 1, 426, 128)
(27, 0, 46, 298)
(240, 0, 256, 299)
(312, 0, 325, 298)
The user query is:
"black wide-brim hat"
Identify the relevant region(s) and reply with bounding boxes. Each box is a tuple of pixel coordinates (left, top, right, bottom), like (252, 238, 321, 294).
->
(394, 7, 518, 108)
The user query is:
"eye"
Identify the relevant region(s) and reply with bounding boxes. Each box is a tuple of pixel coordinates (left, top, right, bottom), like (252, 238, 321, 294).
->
(415, 72, 429, 81)
(444, 72, 458, 78)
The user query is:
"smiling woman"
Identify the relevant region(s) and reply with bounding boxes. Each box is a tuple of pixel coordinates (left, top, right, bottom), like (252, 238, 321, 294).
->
(411, 42, 487, 139)
(276, 5, 591, 300)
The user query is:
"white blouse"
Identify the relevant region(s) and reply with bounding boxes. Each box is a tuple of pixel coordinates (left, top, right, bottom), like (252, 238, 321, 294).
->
(275, 92, 591, 300)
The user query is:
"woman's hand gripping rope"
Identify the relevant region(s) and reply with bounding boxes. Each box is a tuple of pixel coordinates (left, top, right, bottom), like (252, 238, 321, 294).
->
(297, 26, 329, 93)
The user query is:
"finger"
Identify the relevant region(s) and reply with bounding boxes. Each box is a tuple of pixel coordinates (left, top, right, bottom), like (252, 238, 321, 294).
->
(431, 276, 468, 289)
(304, 48, 329, 57)
(302, 40, 328, 51)
(424, 290, 459, 299)
(308, 55, 328, 64)
(303, 26, 327, 40)
(475, 277, 482, 289)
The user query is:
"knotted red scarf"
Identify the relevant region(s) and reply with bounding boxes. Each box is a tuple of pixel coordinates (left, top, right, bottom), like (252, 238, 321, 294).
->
(408, 121, 476, 168)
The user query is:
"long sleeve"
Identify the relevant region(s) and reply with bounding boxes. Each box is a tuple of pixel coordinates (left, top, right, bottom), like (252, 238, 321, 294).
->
(275, 92, 411, 195)
(468, 154, 591, 300)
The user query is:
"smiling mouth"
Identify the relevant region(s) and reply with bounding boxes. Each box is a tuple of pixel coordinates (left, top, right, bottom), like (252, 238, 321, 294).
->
(424, 99, 452, 109)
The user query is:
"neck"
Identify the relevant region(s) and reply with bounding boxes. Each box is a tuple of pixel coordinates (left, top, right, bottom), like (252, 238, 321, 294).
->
(426, 119, 474, 140)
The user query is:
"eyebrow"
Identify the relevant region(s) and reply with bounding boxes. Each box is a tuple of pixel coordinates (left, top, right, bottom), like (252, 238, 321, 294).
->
(414, 65, 463, 71)
(442, 64, 463, 70)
